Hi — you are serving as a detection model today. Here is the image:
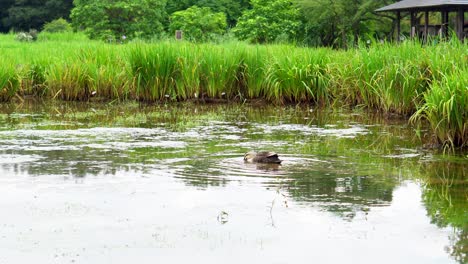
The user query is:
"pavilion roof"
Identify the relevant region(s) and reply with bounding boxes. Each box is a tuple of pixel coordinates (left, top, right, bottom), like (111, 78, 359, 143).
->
(376, 0, 468, 12)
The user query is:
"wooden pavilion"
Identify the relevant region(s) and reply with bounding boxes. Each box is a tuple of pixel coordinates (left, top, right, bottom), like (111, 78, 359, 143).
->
(376, 0, 468, 42)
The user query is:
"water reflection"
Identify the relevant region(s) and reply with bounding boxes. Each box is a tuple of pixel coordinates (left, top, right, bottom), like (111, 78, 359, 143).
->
(0, 101, 466, 263)
(421, 162, 467, 263)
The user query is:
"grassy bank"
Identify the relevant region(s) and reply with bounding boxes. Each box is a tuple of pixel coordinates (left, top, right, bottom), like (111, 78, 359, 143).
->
(0, 33, 466, 147)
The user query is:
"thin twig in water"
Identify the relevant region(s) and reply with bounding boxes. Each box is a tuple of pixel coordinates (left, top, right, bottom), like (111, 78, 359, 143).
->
(268, 196, 276, 228)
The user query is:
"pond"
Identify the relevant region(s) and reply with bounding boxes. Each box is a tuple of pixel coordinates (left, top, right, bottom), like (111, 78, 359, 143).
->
(0, 101, 466, 264)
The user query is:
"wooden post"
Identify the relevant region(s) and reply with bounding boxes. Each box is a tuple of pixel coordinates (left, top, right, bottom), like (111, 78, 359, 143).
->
(175, 30, 183, 40)
(456, 8, 464, 41)
(396, 11, 401, 42)
(410, 11, 416, 38)
(441, 11, 448, 38)
(440, 11, 444, 38)
(424, 11, 429, 43)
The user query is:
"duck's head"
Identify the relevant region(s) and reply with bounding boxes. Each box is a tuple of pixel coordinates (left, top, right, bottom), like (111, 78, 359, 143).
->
(244, 152, 256, 162)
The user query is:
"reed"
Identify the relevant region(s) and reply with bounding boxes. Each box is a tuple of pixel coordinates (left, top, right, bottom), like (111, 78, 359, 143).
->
(263, 45, 330, 104)
(172, 43, 202, 100)
(0, 32, 467, 147)
(330, 41, 432, 115)
(198, 43, 242, 99)
(81, 45, 131, 100)
(411, 69, 468, 149)
(128, 42, 180, 101)
(236, 45, 268, 99)
(0, 63, 20, 102)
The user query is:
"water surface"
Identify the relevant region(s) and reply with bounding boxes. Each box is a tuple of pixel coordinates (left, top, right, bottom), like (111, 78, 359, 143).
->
(0, 101, 466, 263)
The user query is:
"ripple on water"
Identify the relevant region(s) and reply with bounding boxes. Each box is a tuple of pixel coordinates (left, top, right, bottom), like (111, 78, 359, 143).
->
(162, 153, 329, 187)
(384, 153, 421, 159)
(0, 127, 167, 138)
(0, 127, 187, 153)
(383, 148, 421, 159)
(84, 140, 187, 150)
(0, 154, 43, 164)
(213, 156, 288, 178)
(256, 123, 368, 138)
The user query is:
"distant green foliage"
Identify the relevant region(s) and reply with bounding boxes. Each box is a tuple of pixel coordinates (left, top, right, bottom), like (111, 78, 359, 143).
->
(233, 0, 301, 43)
(1, 0, 73, 32)
(169, 6, 227, 42)
(0, 0, 14, 32)
(42, 18, 72, 33)
(296, 0, 398, 47)
(71, 0, 167, 41)
(166, 0, 251, 27)
(0, 0, 410, 47)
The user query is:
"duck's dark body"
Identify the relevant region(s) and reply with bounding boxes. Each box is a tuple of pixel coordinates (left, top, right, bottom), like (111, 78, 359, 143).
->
(244, 151, 282, 164)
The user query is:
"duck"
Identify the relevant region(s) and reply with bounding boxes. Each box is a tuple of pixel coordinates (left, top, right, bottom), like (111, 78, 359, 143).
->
(244, 151, 282, 164)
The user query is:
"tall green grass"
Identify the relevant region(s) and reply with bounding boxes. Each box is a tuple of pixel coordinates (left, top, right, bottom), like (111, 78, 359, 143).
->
(329, 41, 432, 115)
(0, 64, 19, 101)
(411, 69, 468, 149)
(263, 46, 330, 104)
(0, 33, 467, 147)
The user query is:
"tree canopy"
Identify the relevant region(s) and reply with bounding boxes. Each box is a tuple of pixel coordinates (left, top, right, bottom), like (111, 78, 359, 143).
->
(0, 0, 73, 32)
(71, 0, 167, 41)
(166, 0, 250, 27)
(296, 0, 398, 47)
(169, 6, 227, 42)
(0, 0, 15, 32)
(233, 0, 301, 43)
(0, 0, 401, 47)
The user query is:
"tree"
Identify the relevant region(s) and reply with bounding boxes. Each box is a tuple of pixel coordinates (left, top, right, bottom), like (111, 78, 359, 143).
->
(166, 0, 250, 27)
(71, 0, 167, 41)
(169, 6, 227, 42)
(233, 0, 301, 43)
(43, 18, 72, 33)
(1, 0, 73, 32)
(296, 0, 398, 47)
(0, 0, 14, 32)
